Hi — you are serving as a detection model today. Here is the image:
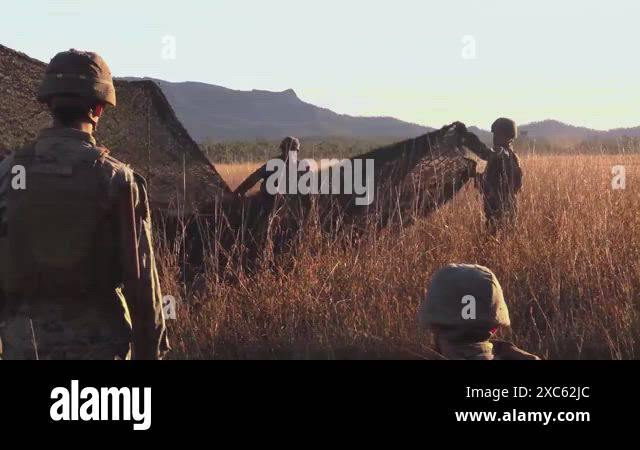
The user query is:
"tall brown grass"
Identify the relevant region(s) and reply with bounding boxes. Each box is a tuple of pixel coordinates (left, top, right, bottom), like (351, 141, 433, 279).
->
(159, 154, 640, 360)
(214, 163, 263, 192)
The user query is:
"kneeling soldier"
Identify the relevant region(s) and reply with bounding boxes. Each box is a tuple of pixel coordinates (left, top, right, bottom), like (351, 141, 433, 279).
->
(418, 264, 540, 360)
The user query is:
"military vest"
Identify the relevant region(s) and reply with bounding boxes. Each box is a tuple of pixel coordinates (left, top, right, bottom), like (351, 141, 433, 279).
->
(483, 149, 520, 201)
(1, 142, 121, 299)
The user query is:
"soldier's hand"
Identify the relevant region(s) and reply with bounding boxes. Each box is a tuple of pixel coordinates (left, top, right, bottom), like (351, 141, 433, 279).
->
(460, 129, 480, 147)
(451, 121, 468, 134)
(440, 122, 467, 150)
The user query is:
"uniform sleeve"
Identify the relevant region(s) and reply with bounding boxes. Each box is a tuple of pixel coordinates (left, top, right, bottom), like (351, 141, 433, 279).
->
(492, 340, 541, 360)
(0, 157, 11, 236)
(108, 165, 169, 359)
(132, 174, 170, 359)
(462, 132, 495, 161)
(511, 152, 523, 193)
(0, 157, 12, 316)
(233, 164, 268, 196)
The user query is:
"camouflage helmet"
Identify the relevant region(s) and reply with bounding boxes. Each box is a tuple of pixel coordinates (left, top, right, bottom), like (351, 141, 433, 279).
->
(37, 49, 116, 106)
(419, 264, 511, 329)
(280, 136, 300, 153)
(491, 118, 517, 139)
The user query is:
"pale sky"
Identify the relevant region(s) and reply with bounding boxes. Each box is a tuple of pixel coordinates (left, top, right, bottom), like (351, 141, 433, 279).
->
(2, 0, 638, 130)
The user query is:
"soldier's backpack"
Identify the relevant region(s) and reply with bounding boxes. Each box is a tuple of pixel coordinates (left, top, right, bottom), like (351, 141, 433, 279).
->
(2, 142, 121, 299)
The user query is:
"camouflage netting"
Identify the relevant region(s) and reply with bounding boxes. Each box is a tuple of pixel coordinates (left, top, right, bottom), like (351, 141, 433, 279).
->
(345, 126, 477, 226)
(0, 44, 230, 214)
(229, 126, 478, 265)
(0, 44, 476, 274)
(268, 126, 478, 234)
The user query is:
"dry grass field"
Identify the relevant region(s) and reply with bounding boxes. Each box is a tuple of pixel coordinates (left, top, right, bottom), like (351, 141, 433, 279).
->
(160, 153, 640, 360)
(214, 163, 264, 193)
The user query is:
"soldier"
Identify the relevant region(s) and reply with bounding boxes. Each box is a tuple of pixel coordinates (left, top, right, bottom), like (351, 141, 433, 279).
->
(461, 119, 523, 235)
(233, 136, 302, 199)
(418, 264, 540, 360)
(0, 49, 169, 360)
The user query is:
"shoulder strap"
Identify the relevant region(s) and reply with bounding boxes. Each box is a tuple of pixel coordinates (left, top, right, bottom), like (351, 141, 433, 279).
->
(13, 141, 109, 167)
(78, 146, 110, 165)
(95, 146, 111, 157)
(94, 146, 131, 170)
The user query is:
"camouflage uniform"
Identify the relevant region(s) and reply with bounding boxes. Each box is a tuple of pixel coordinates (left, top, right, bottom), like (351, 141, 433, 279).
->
(0, 128, 168, 360)
(463, 120, 523, 234)
(418, 264, 540, 360)
(0, 50, 168, 360)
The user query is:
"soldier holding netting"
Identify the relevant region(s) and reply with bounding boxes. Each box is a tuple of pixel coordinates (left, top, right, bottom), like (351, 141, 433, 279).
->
(461, 119, 523, 235)
(0, 49, 169, 360)
(234, 136, 302, 199)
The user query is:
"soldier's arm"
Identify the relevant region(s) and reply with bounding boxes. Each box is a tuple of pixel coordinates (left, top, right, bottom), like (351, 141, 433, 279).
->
(113, 166, 168, 360)
(0, 158, 10, 318)
(461, 132, 495, 161)
(511, 153, 523, 193)
(233, 164, 268, 196)
(130, 174, 170, 360)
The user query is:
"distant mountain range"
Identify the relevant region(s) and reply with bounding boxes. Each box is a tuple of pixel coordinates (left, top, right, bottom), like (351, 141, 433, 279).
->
(519, 120, 640, 143)
(124, 78, 431, 142)
(125, 78, 640, 144)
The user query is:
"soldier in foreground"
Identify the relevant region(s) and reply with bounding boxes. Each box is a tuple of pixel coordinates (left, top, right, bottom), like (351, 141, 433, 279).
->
(0, 49, 168, 360)
(418, 264, 541, 360)
(461, 119, 523, 235)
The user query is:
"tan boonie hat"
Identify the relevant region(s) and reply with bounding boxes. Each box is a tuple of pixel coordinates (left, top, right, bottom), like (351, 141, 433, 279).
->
(419, 264, 511, 329)
(38, 49, 116, 106)
(491, 118, 517, 139)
